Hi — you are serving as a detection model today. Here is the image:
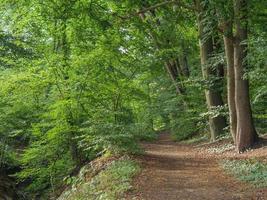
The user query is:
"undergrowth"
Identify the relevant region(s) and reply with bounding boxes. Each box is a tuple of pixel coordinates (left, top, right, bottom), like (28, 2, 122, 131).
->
(221, 159, 267, 188)
(181, 135, 209, 144)
(59, 158, 140, 200)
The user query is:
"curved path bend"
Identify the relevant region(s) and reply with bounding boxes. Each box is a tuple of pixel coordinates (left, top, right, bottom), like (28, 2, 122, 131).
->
(128, 133, 266, 200)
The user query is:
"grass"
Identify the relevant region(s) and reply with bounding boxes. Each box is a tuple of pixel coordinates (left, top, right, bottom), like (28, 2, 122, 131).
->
(59, 158, 140, 200)
(221, 158, 267, 188)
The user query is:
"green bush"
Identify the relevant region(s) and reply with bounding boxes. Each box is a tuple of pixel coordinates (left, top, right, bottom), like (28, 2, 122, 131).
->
(170, 110, 202, 141)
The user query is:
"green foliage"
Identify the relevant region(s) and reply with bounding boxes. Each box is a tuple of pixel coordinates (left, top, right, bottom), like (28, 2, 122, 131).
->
(170, 110, 202, 141)
(0, 1, 157, 198)
(0, 0, 265, 198)
(17, 151, 75, 197)
(79, 123, 144, 155)
(168, 78, 208, 141)
(221, 159, 267, 187)
(0, 141, 18, 169)
(248, 34, 267, 134)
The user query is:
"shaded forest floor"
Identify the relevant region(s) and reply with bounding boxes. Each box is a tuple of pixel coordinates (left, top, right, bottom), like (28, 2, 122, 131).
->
(126, 133, 267, 200)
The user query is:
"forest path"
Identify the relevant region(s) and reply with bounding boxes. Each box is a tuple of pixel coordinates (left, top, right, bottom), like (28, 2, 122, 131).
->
(127, 133, 264, 200)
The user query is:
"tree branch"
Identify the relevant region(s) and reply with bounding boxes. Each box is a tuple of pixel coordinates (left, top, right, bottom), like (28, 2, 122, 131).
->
(118, 0, 196, 19)
(137, 0, 195, 15)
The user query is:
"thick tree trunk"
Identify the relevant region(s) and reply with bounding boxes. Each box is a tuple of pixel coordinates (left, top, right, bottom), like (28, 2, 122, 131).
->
(196, 0, 227, 141)
(233, 0, 258, 152)
(222, 22, 237, 143)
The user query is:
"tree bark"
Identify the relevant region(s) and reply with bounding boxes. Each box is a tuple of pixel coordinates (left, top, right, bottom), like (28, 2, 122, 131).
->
(222, 21, 237, 143)
(196, 0, 227, 141)
(233, 0, 258, 152)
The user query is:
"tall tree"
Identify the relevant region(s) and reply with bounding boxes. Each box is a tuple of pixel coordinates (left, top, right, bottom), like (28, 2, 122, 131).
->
(233, 0, 258, 151)
(195, 0, 227, 141)
(222, 21, 237, 143)
(217, 0, 237, 143)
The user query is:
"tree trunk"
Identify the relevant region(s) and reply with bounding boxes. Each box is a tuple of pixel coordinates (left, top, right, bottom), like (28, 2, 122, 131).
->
(179, 42, 190, 77)
(222, 21, 237, 143)
(147, 83, 154, 130)
(196, 0, 227, 141)
(233, 0, 258, 152)
(165, 60, 185, 95)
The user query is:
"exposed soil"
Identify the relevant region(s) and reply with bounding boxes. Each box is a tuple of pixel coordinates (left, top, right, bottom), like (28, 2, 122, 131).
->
(126, 133, 267, 200)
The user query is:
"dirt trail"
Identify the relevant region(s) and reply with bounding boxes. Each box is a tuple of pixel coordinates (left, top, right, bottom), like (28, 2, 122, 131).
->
(128, 133, 266, 200)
